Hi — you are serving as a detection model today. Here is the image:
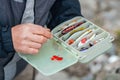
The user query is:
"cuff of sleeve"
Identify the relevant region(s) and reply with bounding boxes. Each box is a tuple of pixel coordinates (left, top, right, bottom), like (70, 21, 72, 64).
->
(1, 25, 15, 53)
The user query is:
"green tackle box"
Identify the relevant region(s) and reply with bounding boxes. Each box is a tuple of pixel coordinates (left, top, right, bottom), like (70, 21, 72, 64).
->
(18, 16, 114, 76)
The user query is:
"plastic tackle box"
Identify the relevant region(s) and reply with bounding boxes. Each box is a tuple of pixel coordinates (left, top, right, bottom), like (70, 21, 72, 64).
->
(18, 16, 114, 76)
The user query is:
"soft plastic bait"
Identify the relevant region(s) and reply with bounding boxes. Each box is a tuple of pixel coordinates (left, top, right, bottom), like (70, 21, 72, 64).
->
(61, 21, 86, 35)
(77, 29, 96, 47)
(70, 27, 86, 35)
(80, 37, 105, 51)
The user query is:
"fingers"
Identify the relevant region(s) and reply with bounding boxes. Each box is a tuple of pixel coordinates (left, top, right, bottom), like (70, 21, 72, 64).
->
(33, 29, 52, 39)
(30, 25, 52, 38)
(21, 47, 39, 54)
(27, 41, 42, 49)
(12, 23, 52, 55)
(28, 34, 48, 44)
(27, 48, 39, 54)
(19, 41, 42, 54)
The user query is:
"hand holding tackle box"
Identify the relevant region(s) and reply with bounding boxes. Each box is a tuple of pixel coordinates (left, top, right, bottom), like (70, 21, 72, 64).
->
(18, 16, 114, 76)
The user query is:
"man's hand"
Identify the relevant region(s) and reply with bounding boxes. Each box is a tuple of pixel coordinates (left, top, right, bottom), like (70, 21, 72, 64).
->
(12, 23, 52, 54)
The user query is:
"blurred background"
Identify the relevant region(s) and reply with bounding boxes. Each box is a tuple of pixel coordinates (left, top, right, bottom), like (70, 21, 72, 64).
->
(14, 0, 120, 80)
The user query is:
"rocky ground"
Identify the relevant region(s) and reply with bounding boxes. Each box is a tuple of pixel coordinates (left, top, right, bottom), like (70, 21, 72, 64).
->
(14, 0, 120, 80)
(81, 0, 120, 32)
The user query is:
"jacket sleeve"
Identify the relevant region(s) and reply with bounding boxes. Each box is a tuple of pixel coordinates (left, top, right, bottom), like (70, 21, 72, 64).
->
(0, 26, 15, 58)
(47, 0, 83, 30)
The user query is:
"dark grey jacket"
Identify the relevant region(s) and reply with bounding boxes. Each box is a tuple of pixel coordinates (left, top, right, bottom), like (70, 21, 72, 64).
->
(0, 0, 82, 79)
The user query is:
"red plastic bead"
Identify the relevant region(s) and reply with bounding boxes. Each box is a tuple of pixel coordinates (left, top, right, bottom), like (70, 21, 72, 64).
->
(51, 55, 63, 61)
(68, 39, 74, 45)
(53, 55, 58, 58)
(57, 57, 63, 61)
(51, 57, 55, 60)
(81, 38, 87, 43)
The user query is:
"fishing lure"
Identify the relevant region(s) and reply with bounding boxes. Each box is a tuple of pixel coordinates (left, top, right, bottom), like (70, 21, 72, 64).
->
(79, 29, 93, 38)
(61, 27, 87, 41)
(61, 21, 86, 35)
(61, 19, 78, 30)
(79, 42, 94, 51)
(70, 27, 86, 35)
(77, 29, 94, 47)
(80, 47, 88, 51)
(68, 39, 75, 45)
(78, 33, 96, 47)
(80, 37, 105, 51)
(56, 20, 78, 33)
(62, 18, 81, 29)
